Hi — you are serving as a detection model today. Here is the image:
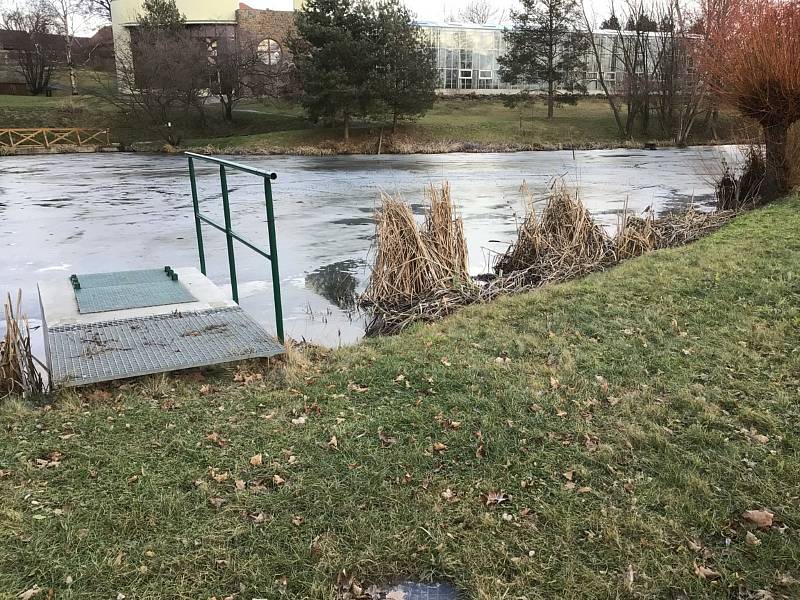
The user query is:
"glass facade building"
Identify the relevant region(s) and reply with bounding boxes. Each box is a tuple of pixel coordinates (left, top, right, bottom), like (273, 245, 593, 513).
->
(417, 23, 681, 95)
(417, 22, 522, 92)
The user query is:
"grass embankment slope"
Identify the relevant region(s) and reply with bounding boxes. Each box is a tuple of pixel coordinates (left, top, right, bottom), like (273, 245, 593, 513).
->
(1, 198, 799, 599)
(0, 93, 743, 153)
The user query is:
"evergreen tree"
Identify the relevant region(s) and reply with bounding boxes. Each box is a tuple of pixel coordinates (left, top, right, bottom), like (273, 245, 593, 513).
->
(289, 0, 376, 141)
(498, 0, 587, 119)
(371, 0, 438, 133)
(600, 13, 621, 29)
(138, 0, 184, 31)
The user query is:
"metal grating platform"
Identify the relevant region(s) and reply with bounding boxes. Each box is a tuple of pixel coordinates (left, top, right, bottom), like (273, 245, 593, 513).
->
(74, 269, 195, 314)
(47, 307, 284, 386)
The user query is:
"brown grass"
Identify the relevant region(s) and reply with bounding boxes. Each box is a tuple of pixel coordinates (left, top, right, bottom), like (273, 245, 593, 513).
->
(1, 292, 47, 399)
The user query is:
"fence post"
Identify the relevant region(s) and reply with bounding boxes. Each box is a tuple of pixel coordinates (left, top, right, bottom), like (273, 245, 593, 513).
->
(188, 157, 207, 275)
(264, 176, 284, 344)
(219, 165, 239, 303)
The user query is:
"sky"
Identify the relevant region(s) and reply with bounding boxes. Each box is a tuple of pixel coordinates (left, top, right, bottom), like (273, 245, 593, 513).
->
(2, 0, 615, 36)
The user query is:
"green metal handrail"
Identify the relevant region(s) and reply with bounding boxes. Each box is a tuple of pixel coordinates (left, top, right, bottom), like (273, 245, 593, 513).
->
(185, 152, 284, 343)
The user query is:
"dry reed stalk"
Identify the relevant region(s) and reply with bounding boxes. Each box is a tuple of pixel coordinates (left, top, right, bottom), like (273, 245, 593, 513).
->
(362, 183, 471, 307)
(614, 199, 657, 260)
(363, 179, 737, 337)
(1, 291, 47, 399)
(495, 180, 614, 283)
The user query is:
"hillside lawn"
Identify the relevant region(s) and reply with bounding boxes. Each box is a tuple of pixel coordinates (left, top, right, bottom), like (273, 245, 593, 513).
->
(0, 92, 746, 153)
(1, 195, 799, 599)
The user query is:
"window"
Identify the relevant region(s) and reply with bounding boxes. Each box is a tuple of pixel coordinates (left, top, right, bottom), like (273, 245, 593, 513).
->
(479, 70, 492, 80)
(586, 71, 598, 80)
(258, 39, 282, 65)
(605, 72, 616, 81)
(206, 38, 218, 65)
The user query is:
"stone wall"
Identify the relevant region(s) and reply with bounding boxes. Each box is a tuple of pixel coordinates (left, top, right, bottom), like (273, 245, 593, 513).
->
(236, 8, 295, 64)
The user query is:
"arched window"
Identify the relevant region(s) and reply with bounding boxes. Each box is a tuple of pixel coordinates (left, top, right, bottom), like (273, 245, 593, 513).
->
(258, 39, 282, 65)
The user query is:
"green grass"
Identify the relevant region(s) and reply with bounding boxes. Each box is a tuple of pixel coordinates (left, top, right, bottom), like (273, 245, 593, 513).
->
(1, 92, 744, 152)
(2, 198, 799, 599)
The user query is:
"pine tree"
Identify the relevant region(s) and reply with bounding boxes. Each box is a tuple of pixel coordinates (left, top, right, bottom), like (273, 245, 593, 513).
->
(498, 0, 587, 119)
(138, 0, 184, 31)
(289, 0, 376, 141)
(371, 0, 438, 133)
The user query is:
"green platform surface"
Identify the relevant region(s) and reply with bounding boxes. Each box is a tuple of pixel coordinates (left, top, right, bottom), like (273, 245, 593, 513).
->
(74, 269, 196, 314)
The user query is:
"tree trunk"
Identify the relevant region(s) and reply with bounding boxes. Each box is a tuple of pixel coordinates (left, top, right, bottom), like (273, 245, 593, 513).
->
(223, 98, 233, 122)
(65, 45, 77, 95)
(547, 80, 554, 119)
(392, 112, 398, 135)
(763, 123, 790, 199)
(343, 112, 350, 142)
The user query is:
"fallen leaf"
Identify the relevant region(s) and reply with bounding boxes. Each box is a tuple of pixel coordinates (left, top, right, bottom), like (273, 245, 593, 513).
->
(742, 509, 774, 529)
(745, 531, 761, 546)
(235, 479, 246, 491)
(441, 488, 457, 502)
(291, 416, 307, 426)
(292, 515, 304, 526)
(482, 491, 509, 506)
(577, 486, 592, 494)
(742, 428, 769, 444)
(432, 441, 447, 453)
(378, 430, 397, 448)
(549, 376, 560, 390)
(475, 430, 486, 458)
(595, 375, 609, 394)
(211, 471, 229, 483)
(348, 382, 369, 393)
(563, 470, 575, 481)
(17, 586, 42, 600)
(386, 591, 406, 600)
(272, 474, 286, 486)
(199, 384, 214, 396)
(249, 453, 263, 467)
(327, 436, 339, 451)
(209, 497, 225, 509)
(206, 432, 227, 447)
(248, 512, 266, 524)
(694, 563, 720, 580)
(623, 564, 634, 591)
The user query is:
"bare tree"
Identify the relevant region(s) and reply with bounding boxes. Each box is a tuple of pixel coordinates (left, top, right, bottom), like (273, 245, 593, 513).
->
(0, 1, 58, 95)
(457, 0, 503, 23)
(81, 0, 111, 21)
(213, 35, 256, 122)
(47, 0, 85, 95)
(582, 0, 667, 138)
(652, 0, 711, 145)
(93, 25, 208, 144)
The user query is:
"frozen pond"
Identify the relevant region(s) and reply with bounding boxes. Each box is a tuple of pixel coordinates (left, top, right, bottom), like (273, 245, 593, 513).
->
(0, 147, 737, 349)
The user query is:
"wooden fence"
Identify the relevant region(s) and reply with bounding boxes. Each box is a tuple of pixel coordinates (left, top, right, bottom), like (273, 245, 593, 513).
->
(0, 128, 111, 149)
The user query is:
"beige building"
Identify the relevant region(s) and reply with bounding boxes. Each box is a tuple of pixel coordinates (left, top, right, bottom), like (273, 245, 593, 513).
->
(110, 0, 298, 89)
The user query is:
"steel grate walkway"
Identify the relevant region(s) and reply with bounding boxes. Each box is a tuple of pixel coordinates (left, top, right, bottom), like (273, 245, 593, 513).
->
(47, 307, 284, 386)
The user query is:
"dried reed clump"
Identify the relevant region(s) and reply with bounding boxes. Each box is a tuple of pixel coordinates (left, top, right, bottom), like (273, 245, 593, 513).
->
(362, 179, 736, 337)
(494, 181, 614, 283)
(361, 182, 470, 307)
(1, 292, 47, 399)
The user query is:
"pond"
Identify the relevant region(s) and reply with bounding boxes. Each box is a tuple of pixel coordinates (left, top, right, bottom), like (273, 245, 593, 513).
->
(0, 146, 739, 350)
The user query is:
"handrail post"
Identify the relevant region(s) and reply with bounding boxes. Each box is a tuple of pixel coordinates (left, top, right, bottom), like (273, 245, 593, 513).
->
(188, 157, 207, 275)
(219, 165, 239, 303)
(264, 176, 284, 343)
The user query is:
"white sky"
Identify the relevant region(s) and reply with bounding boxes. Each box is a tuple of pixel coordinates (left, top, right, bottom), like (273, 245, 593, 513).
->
(27, 0, 616, 36)
(247, 0, 613, 23)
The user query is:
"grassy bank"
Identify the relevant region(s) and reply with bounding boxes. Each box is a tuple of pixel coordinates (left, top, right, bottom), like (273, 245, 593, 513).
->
(1, 196, 799, 599)
(1, 93, 746, 154)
